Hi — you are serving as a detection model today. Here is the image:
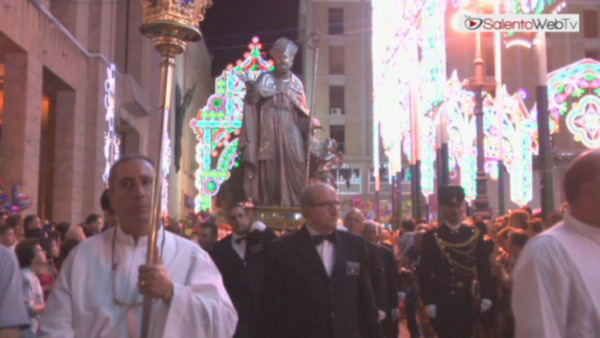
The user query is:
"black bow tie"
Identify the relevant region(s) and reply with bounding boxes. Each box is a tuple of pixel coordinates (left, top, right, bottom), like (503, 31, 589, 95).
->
(235, 236, 246, 244)
(313, 233, 336, 245)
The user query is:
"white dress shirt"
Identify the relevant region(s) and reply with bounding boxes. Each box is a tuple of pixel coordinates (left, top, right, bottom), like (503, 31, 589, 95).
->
(512, 213, 600, 338)
(307, 225, 335, 277)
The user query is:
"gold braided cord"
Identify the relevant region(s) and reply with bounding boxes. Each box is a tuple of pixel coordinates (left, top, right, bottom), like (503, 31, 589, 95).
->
(434, 228, 481, 277)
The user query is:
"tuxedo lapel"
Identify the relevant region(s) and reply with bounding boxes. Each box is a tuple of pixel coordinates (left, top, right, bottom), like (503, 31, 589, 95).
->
(294, 225, 329, 279)
(332, 231, 347, 279)
(223, 235, 244, 265)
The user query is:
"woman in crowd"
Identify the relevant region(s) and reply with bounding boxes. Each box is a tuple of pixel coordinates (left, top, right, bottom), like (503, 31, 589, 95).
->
(38, 237, 59, 300)
(15, 238, 47, 337)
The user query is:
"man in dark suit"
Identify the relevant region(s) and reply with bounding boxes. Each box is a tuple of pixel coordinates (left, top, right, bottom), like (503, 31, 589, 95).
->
(343, 209, 387, 322)
(210, 204, 277, 338)
(261, 184, 384, 338)
(419, 185, 493, 338)
(363, 220, 400, 338)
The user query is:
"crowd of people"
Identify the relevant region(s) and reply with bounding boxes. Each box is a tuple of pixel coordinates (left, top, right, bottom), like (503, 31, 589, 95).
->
(1, 150, 599, 337)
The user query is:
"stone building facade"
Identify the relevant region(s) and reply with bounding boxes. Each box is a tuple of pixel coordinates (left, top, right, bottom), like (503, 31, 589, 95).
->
(0, 0, 212, 224)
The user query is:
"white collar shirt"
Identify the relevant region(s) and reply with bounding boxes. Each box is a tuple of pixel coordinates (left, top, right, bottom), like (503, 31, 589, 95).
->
(512, 212, 600, 338)
(307, 225, 335, 277)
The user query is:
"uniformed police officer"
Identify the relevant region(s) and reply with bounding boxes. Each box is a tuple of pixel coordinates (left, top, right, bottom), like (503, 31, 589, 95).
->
(419, 185, 493, 338)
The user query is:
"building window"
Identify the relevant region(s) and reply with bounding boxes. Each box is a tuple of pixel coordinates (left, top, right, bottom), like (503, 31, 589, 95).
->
(328, 8, 344, 35)
(585, 50, 599, 60)
(329, 46, 344, 75)
(583, 10, 598, 38)
(330, 125, 345, 153)
(329, 85, 345, 115)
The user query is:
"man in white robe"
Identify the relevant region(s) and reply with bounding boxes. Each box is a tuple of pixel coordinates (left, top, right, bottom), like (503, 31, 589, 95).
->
(512, 149, 600, 338)
(39, 155, 237, 337)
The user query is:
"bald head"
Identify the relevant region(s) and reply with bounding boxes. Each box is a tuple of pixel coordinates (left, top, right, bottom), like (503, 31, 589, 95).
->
(563, 149, 600, 204)
(300, 183, 337, 207)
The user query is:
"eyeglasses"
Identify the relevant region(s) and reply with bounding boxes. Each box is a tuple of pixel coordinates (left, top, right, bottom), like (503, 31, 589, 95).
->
(309, 201, 343, 209)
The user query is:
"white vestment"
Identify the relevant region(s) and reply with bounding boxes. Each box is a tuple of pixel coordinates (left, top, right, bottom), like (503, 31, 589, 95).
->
(38, 226, 237, 338)
(512, 213, 600, 338)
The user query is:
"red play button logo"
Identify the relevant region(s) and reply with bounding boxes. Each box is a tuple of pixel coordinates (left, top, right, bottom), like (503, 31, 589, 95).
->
(465, 17, 483, 30)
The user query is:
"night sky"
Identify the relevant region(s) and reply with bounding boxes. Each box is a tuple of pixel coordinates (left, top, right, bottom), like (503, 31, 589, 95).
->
(200, 0, 302, 78)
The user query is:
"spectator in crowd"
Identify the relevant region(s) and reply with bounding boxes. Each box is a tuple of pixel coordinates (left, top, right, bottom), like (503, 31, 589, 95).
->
(53, 222, 71, 241)
(38, 237, 59, 301)
(6, 215, 24, 244)
(0, 225, 16, 248)
(56, 238, 81, 272)
(508, 210, 529, 231)
(197, 221, 218, 252)
(38, 155, 237, 337)
(512, 149, 600, 337)
(210, 204, 276, 337)
(261, 183, 384, 337)
(15, 238, 47, 337)
(0, 245, 31, 337)
(526, 218, 544, 237)
(0, 211, 8, 226)
(363, 220, 400, 338)
(23, 215, 42, 238)
(398, 218, 417, 258)
(100, 188, 117, 231)
(420, 185, 493, 338)
(64, 225, 86, 242)
(83, 214, 103, 237)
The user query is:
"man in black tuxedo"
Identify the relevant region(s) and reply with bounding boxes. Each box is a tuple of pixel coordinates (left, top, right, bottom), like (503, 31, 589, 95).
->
(419, 185, 493, 338)
(363, 220, 400, 338)
(261, 184, 384, 338)
(343, 209, 387, 322)
(210, 204, 277, 338)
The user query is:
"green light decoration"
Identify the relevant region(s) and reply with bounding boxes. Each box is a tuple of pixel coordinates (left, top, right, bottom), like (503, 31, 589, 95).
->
(190, 37, 273, 211)
(545, 58, 600, 148)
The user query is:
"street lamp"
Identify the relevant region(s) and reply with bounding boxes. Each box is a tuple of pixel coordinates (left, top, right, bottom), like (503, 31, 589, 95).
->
(138, 0, 212, 337)
(464, 29, 496, 220)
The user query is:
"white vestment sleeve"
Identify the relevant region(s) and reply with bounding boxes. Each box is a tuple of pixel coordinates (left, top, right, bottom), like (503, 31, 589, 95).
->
(161, 248, 237, 338)
(512, 236, 570, 338)
(38, 247, 77, 338)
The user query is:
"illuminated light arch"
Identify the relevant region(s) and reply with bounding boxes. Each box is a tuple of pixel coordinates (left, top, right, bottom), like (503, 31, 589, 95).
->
(438, 71, 477, 201)
(103, 64, 121, 183)
(372, 0, 447, 200)
(483, 85, 537, 206)
(546, 58, 600, 147)
(190, 37, 273, 211)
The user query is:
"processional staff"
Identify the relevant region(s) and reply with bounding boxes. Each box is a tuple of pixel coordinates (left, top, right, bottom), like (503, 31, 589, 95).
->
(138, 1, 212, 337)
(305, 32, 322, 186)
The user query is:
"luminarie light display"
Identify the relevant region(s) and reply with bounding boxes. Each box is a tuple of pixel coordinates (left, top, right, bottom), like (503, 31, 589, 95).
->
(546, 58, 600, 148)
(102, 64, 121, 184)
(190, 37, 273, 211)
(371, 0, 447, 200)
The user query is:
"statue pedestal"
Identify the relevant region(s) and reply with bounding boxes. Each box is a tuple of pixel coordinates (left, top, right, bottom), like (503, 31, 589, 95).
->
(252, 206, 304, 232)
